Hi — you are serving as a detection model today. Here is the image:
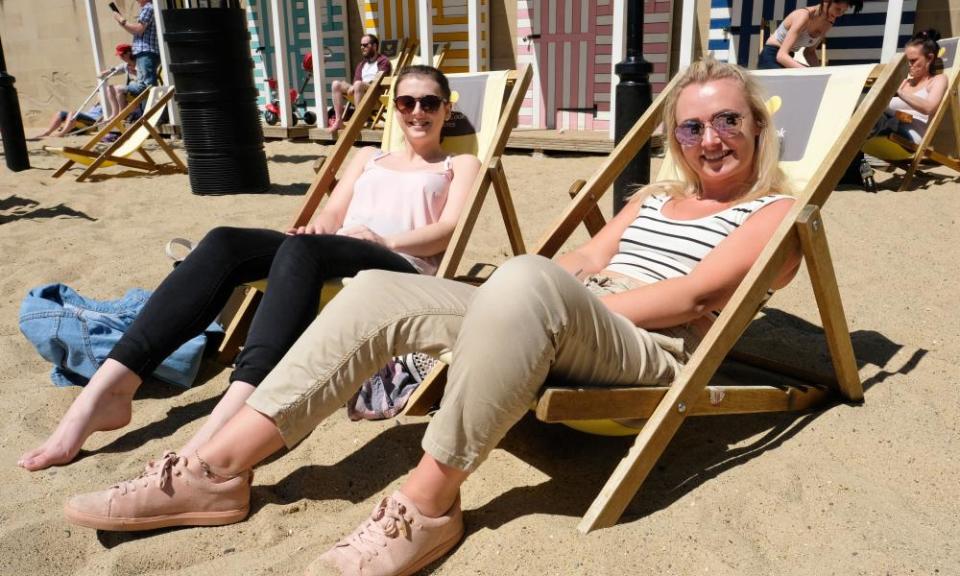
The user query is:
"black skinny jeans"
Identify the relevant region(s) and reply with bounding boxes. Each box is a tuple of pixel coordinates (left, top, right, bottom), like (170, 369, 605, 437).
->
(108, 227, 418, 386)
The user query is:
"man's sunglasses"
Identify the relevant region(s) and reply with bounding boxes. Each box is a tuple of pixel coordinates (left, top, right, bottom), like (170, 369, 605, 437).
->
(360, 42, 372, 48)
(675, 111, 745, 147)
(393, 94, 447, 114)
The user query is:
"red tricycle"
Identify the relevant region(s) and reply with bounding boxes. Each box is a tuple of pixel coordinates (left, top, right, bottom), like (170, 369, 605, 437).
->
(258, 50, 318, 126)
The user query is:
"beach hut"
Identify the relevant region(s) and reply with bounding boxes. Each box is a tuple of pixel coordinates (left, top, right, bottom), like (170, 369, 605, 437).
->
(357, 0, 490, 72)
(515, 0, 674, 134)
(708, 0, 917, 68)
(246, 0, 351, 127)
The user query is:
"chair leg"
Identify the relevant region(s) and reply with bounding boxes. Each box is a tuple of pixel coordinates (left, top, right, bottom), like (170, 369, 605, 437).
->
(794, 206, 862, 401)
(489, 158, 526, 256)
(898, 159, 920, 192)
(217, 287, 262, 365)
(403, 362, 448, 416)
(566, 179, 607, 237)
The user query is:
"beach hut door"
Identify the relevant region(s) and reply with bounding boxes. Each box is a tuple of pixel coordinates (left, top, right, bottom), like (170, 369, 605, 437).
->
(533, 0, 597, 130)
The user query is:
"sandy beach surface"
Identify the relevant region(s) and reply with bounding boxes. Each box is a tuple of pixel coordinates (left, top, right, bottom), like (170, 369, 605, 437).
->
(1, 136, 958, 575)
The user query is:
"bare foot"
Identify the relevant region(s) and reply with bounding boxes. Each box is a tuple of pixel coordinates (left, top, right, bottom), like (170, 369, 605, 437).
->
(18, 360, 141, 471)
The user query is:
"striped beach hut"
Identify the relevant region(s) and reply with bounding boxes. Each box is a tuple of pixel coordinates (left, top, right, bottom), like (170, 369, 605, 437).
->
(246, 0, 350, 115)
(708, 0, 917, 68)
(516, 0, 674, 132)
(358, 0, 491, 72)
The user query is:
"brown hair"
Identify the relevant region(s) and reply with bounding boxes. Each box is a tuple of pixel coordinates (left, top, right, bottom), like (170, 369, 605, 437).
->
(906, 28, 942, 75)
(395, 65, 451, 101)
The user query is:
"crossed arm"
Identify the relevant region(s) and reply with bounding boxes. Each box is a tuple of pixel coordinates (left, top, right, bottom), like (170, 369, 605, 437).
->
(896, 74, 948, 117)
(556, 192, 801, 330)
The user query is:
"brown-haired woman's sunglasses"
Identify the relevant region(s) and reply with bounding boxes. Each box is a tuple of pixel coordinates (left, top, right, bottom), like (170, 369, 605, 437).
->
(393, 95, 447, 114)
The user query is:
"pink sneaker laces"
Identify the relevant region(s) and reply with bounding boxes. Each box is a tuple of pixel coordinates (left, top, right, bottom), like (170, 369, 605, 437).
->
(339, 496, 414, 561)
(113, 451, 184, 496)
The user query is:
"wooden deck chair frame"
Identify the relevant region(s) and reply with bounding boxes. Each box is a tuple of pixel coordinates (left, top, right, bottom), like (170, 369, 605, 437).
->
(411, 42, 450, 69)
(51, 87, 186, 182)
(404, 56, 908, 533)
(367, 39, 420, 128)
(216, 65, 534, 363)
(875, 63, 960, 191)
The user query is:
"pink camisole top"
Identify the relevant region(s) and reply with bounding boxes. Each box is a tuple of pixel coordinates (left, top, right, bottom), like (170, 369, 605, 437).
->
(338, 151, 454, 275)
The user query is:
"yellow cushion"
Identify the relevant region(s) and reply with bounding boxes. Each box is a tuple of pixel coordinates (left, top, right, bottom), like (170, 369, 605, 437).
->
(862, 136, 914, 161)
(246, 278, 344, 309)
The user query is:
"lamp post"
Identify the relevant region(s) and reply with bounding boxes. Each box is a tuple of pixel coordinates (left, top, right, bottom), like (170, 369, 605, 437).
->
(612, 1, 651, 213)
(0, 33, 31, 172)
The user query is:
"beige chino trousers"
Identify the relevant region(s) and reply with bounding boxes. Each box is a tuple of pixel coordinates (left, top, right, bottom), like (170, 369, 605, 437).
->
(247, 255, 689, 472)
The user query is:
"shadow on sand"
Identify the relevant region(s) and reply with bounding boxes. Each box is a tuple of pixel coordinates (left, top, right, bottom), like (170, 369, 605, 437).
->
(0, 194, 96, 225)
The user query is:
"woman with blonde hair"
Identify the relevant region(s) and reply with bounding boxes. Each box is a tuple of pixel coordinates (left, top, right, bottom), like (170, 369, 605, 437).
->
(64, 56, 802, 576)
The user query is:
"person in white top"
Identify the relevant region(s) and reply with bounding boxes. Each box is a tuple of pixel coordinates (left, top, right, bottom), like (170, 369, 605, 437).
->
(873, 29, 948, 145)
(330, 33, 393, 133)
(757, 0, 862, 69)
(60, 57, 803, 576)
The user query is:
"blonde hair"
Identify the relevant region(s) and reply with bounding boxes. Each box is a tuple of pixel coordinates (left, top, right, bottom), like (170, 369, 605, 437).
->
(633, 55, 791, 205)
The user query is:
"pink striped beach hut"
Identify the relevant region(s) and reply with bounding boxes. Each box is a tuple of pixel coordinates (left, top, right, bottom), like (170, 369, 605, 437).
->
(517, 0, 673, 132)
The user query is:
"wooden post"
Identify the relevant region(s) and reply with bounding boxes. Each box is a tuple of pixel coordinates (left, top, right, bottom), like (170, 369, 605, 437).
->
(83, 0, 108, 113)
(307, 0, 329, 122)
(269, 0, 292, 127)
(468, 0, 482, 72)
(417, 0, 434, 65)
(880, 0, 904, 64)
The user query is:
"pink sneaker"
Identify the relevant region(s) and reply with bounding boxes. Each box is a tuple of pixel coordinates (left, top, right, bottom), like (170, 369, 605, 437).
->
(64, 452, 252, 532)
(307, 491, 464, 576)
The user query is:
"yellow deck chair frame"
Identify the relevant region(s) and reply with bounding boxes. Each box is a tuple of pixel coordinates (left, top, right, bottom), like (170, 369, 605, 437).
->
(863, 37, 960, 191)
(50, 86, 186, 182)
(217, 65, 534, 363)
(404, 56, 908, 533)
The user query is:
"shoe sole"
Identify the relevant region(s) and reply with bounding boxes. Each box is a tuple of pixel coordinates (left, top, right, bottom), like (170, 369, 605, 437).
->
(397, 524, 465, 576)
(64, 503, 249, 532)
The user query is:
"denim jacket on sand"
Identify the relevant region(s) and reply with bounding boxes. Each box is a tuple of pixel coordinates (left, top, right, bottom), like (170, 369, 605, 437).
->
(19, 283, 218, 388)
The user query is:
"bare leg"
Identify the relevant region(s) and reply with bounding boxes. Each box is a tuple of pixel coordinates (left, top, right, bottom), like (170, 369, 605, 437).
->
(178, 380, 255, 458)
(103, 86, 118, 120)
(110, 86, 127, 121)
(54, 114, 79, 137)
(352, 80, 367, 105)
(35, 111, 66, 139)
(195, 405, 285, 477)
(18, 359, 141, 471)
(331, 80, 346, 130)
(400, 454, 469, 518)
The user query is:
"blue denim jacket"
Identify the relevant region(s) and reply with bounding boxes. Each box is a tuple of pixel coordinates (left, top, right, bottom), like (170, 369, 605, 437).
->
(19, 283, 219, 388)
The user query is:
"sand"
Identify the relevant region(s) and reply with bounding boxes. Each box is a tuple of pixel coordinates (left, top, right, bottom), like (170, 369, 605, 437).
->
(1, 136, 958, 575)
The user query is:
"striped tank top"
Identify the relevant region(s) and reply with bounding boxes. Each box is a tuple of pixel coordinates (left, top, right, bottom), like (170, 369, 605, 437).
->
(606, 193, 792, 285)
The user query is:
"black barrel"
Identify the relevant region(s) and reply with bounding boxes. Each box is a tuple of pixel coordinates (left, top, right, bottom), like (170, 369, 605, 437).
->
(162, 7, 269, 194)
(0, 34, 30, 172)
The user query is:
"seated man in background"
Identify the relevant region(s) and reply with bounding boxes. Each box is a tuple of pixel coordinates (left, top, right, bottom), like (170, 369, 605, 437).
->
(329, 34, 392, 132)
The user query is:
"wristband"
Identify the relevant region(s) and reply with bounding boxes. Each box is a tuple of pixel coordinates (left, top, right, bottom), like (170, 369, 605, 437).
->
(120, 18, 127, 26)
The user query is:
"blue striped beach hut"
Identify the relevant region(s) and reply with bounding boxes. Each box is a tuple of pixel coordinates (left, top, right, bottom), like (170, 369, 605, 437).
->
(247, 0, 350, 115)
(708, 0, 917, 68)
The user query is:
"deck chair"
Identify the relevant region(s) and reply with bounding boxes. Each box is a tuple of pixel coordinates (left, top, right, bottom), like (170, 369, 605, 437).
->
(217, 65, 534, 363)
(49, 86, 186, 182)
(404, 56, 908, 533)
(862, 37, 960, 191)
(411, 42, 449, 69)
